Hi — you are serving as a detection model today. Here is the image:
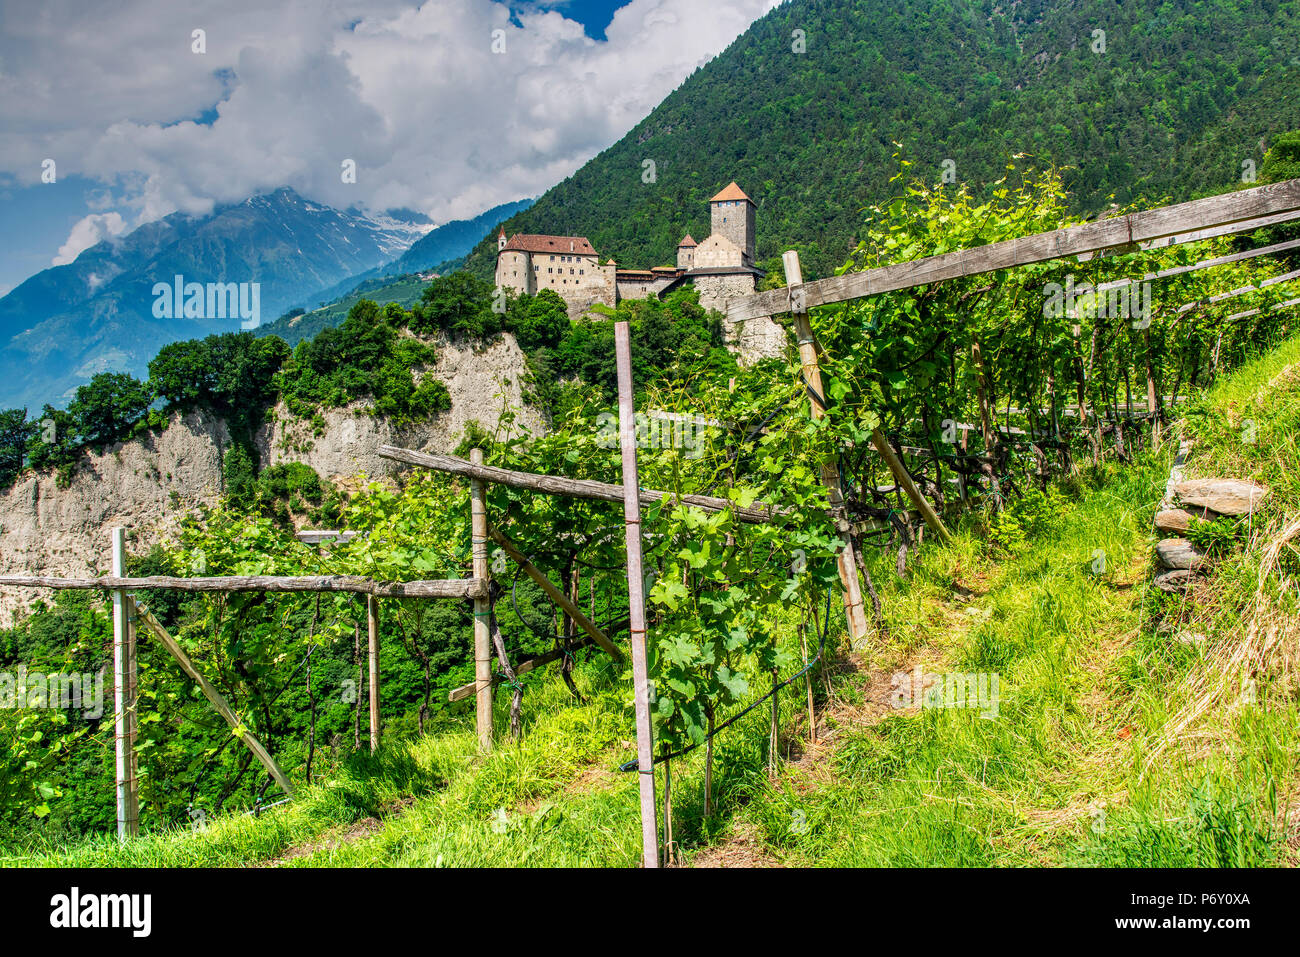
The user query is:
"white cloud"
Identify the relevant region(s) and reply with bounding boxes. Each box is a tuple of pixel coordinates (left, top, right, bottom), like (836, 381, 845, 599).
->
(52, 212, 128, 265)
(1, 0, 780, 230)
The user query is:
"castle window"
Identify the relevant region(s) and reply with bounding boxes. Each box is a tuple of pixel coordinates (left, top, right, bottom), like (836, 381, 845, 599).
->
(580, 269, 584, 275)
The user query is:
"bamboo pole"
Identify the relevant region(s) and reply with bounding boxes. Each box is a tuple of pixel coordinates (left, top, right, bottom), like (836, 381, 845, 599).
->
(133, 603, 295, 798)
(784, 251, 870, 643)
(110, 528, 139, 841)
(488, 525, 623, 662)
(614, 320, 660, 869)
(471, 448, 494, 753)
(367, 595, 381, 753)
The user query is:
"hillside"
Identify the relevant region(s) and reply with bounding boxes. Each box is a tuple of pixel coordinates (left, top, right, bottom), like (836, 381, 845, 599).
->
(257, 274, 435, 347)
(0, 330, 543, 627)
(461, 0, 1300, 281)
(387, 199, 535, 275)
(14, 333, 1299, 868)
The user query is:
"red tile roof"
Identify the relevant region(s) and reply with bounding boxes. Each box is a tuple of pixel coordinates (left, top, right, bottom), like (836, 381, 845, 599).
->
(501, 234, 598, 255)
(710, 182, 752, 203)
(677, 234, 698, 247)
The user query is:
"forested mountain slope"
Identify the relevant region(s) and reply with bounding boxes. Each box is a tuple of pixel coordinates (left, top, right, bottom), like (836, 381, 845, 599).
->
(462, 0, 1300, 280)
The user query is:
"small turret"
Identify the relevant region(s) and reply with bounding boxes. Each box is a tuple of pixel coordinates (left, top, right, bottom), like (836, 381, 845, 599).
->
(676, 234, 697, 270)
(498, 227, 507, 252)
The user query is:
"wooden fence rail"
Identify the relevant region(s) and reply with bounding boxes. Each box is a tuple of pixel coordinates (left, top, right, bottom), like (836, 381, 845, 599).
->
(377, 445, 783, 525)
(0, 574, 487, 599)
(726, 178, 1300, 323)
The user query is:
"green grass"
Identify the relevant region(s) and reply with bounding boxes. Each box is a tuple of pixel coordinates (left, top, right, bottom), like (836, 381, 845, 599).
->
(13, 338, 1300, 868)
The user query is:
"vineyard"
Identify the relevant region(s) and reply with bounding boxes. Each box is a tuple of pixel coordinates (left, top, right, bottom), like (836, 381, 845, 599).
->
(3, 154, 1300, 867)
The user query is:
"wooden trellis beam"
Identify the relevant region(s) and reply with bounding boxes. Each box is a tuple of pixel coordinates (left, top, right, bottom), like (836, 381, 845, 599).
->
(376, 445, 783, 525)
(726, 179, 1300, 323)
(1227, 296, 1300, 323)
(488, 526, 624, 662)
(133, 602, 295, 799)
(1176, 267, 1300, 314)
(1138, 211, 1300, 250)
(470, 448, 493, 752)
(1095, 236, 1300, 293)
(784, 250, 869, 642)
(0, 574, 487, 599)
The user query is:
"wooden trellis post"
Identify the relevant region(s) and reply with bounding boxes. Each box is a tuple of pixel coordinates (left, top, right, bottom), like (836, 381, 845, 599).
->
(785, 251, 953, 550)
(367, 595, 380, 752)
(614, 320, 660, 869)
(110, 528, 139, 841)
(783, 252, 870, 642)
(470, 448, 494, 752)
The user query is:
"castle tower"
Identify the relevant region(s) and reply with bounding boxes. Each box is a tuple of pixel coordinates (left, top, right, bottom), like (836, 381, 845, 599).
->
(709, 182, 755, 266)
(676, 234, 697, 270)
(498, 227, 507, 252)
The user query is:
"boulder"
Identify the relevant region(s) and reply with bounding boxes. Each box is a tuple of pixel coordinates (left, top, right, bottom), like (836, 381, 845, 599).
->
(1174, 478, 1268, 516)
(1154, 568, 1194, 592)
(1155, 537, 1207, 570)
(1154, 507, 1215, 534)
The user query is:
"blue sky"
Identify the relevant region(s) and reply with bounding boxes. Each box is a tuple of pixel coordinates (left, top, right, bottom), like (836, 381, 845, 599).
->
(516, 1, 627, 39)
(0, 0, 779, 296)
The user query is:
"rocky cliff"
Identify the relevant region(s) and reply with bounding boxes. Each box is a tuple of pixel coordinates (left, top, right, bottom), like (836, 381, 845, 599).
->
(0, 334, 542, 625)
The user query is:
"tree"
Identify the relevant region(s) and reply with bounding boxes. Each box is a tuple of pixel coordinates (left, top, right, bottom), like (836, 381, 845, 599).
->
(149, 333, 289, 419)
(1261, 130, 1300, 184)
(0, 408, 36, 488)
(413, 272, 498, 338)
(24, 405, 76, 474)
(67, 373, 152, 447)
(509, 289, 571, 351)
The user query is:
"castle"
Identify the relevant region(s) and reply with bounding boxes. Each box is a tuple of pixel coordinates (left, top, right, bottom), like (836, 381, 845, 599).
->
(494, 182, 765, 317)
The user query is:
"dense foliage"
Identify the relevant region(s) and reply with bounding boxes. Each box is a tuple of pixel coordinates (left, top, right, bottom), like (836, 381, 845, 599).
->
(3, 140, 1299, 848)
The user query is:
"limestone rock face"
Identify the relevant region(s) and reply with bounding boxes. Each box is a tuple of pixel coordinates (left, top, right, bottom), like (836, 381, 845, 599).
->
(0, 333, 541, 625)
(1155, 537, 1207, 570)
(1174, 478, 1268, 516)
(258, 334, 544, 482)
(0, 409, 232, 625)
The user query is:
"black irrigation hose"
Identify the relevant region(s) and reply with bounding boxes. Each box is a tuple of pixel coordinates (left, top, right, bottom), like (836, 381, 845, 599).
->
(618, 585, 832, 772)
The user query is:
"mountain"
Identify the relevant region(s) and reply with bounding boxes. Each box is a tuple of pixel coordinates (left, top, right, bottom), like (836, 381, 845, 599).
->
(0, 188, 431, 411)
(461, 0, 1300, 282)
(251, 199, 535, 346)
(256, 273, 434, 346)
(387, 198, 535, 274)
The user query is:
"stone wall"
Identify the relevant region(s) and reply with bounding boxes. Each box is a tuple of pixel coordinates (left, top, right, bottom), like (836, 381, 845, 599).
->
(694, 273, 787, 365)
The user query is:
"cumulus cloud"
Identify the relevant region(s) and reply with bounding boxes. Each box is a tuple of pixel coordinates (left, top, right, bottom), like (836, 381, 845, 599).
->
(51, 212, 128, 265)
(4, 0, 780, 237)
